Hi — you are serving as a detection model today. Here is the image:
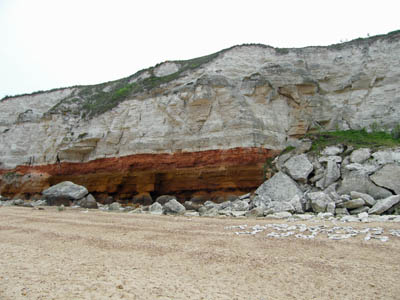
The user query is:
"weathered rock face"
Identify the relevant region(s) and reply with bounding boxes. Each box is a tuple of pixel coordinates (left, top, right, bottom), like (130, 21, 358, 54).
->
(0, 148, 277, 200)
(1, 31, 400, 199)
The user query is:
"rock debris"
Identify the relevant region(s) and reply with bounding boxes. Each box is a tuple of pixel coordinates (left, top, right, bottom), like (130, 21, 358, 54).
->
(225, 223, 397, 242)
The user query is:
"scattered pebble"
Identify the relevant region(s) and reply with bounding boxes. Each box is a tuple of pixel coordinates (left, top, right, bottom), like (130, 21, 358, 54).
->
(389, 229, 400, 237)
(225, 223, 399, 242)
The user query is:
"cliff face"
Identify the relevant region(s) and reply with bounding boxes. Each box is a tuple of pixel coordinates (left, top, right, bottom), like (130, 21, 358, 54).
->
(1, 31, 400, 201)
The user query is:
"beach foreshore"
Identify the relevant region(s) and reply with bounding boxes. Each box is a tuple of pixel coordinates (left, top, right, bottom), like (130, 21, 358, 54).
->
(0, 206, 399, 300)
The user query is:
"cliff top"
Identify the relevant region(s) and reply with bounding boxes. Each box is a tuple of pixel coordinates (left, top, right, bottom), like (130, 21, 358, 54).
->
(2, 29, 399, 113)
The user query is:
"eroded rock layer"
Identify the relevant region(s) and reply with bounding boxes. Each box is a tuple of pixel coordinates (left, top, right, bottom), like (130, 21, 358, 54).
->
(0, 148, 279, 201)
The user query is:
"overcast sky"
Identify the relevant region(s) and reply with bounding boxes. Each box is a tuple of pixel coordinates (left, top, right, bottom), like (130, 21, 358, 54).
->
(1, 0, 399, 99)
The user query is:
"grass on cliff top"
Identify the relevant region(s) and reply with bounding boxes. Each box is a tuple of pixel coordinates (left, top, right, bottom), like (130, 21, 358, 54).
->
(307, 128, 400, 152)
(3, 29, 400, 103)
(48, 50, 227, 118)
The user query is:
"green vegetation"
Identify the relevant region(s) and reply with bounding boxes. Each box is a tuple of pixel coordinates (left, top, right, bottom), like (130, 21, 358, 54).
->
(4, 30, 400, 118)
(391, 124, 400, 139)
(1, 87, 69, 102)
(307, 128, 400, 152)
(79, 81, 142, 117)
(327, 29, 400, 51)
(77, 132, 88, 139)
(3, 30, 399, 104)
(264, 125, 400, 178)
(48, 50, 228, 118)
(138, 50, 224, 90)
(275, 48, 290, 55)
(262, 157, 275, 181)
(280, 145, 296, 155)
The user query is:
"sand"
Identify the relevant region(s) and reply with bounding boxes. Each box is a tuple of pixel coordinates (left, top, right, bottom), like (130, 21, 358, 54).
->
(0, 206, 400, 300)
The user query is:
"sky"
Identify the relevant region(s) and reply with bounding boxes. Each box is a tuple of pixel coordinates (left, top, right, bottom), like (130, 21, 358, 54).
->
(0, 0, 399, 99)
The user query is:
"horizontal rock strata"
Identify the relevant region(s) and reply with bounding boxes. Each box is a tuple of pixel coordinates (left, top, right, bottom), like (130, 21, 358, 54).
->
(1, 31, 400, 200)
(0, 148, 278, 201)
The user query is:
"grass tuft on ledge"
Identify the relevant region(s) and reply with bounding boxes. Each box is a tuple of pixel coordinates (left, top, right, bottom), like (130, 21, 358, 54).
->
(307, 129, 400, 152)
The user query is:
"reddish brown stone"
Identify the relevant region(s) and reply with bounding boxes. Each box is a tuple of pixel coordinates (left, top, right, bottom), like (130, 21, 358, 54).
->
(132, 193, 153, 205)
(0, 147, 279, 200)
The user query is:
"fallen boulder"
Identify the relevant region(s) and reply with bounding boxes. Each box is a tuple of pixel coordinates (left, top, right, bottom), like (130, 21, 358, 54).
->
(156, 195, 176, 205)
(163, 199, 186, 215)
(133, 193, 153, 205)
(350, 191, 376, 207)
(199, 206, 219, 217)
(78, 194, 98, 209)
(149, 202, 163, 215)
(338, 171, 392, 199)
(321, 145, 344, 156)
(42, 181, 88, 206)
(307, 191, 332, 213)
(368, 195, 400, 215)
(350, 148, 371, 163)
(231, 199, 249, 211)
(183, 201, 202, 211)
(349, 206, 369, 215)
(255, 172, 303, 203)
(283, 154, 313, 182)
(370, 164, 400, 195)
(109, 202, 122, 211)
(342, 198, 365, 210)
(316, 157, 341, 189)
(372, 149, 400, 165)
(13, 199, 25, 206)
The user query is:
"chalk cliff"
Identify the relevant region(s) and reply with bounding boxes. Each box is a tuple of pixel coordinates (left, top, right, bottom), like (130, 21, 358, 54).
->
(1, 31, 399, 201)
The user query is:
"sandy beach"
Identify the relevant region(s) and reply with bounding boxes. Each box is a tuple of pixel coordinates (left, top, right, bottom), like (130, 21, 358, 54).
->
(1, 206, 400, 300)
